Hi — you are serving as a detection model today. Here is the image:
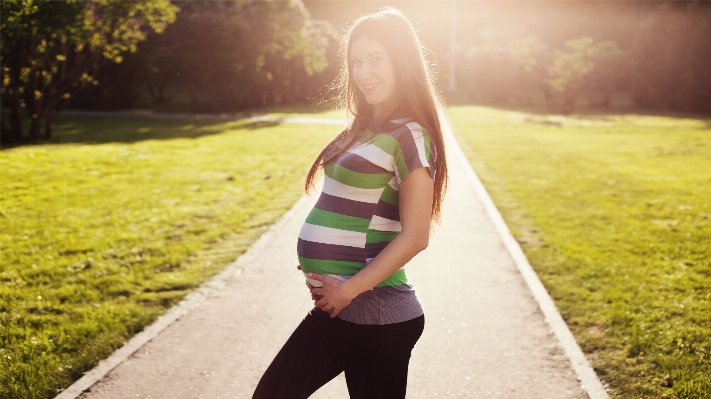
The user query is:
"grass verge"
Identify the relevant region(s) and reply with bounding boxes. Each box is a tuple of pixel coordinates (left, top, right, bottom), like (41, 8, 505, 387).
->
(0, 114, 336, 398)
(449, 106, 711, 399)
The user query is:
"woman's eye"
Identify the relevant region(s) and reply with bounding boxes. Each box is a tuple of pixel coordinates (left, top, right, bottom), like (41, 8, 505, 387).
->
(372, 57, 383, 63)
(352, 60, 361, 68)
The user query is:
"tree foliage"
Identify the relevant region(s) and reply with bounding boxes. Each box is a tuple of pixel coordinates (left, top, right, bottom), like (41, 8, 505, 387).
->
(631, 2, 711, 113)
(464, 31, 552, 107)
(0, 0, 178, 143)
(164, 0, 332, 112)
(79, 0, 336, 113)
(548, 37, 626, 112)
(465, 32, 627, 113)
(458, 2, 710, 114)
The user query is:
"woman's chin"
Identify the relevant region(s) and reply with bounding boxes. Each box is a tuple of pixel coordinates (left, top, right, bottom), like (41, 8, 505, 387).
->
(364, 97, 382, 106)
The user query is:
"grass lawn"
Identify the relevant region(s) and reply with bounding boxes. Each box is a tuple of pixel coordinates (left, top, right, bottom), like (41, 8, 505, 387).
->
(449, 106, 711, 399)
(0, 114, 337, 398)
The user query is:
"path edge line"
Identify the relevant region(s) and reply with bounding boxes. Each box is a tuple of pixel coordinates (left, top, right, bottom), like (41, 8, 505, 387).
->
(55, 194, 315, 399)
(442, 117, 610, 399)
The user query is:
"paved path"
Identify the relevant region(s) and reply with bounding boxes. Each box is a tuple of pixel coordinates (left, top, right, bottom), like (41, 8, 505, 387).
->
(60, 114, 602, 399)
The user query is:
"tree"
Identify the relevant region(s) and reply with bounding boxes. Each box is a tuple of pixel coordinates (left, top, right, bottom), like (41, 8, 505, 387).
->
(0, 0, 178, 143)
(548, 37, 625, 113)
(128, 0, 335, 112)
(464, 30, 552, 106)
(631, 2, 711, 113)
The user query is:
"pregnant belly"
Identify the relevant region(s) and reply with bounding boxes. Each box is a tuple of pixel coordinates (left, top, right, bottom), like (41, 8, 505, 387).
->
(297, 238, 365, 276)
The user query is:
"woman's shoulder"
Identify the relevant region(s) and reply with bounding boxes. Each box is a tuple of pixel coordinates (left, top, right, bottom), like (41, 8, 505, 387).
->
(384, 117, 428, 140)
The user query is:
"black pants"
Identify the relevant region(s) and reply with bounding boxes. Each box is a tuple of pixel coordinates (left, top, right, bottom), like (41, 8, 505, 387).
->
(253, 308, 425, 399)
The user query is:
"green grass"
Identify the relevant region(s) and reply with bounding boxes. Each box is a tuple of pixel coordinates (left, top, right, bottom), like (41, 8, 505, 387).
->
(0, 114, 337, 398)
(449, 106, 711, 399)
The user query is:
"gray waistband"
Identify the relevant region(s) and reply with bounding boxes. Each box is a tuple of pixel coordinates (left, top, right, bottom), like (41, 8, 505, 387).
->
(336, 284, 424, 325)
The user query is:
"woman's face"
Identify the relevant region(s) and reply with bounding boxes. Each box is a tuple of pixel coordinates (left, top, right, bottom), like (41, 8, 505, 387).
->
(350, 37, 398, 119)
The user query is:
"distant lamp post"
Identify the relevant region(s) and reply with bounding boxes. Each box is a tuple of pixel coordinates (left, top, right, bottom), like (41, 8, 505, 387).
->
(449, 0, 457, 92)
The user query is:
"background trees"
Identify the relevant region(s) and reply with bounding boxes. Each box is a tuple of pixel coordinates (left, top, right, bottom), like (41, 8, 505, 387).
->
(1, 0, 335, 144)
(457, 1, 709, 114)
(0, 0, 178, 143)
(3, 0, 709, 143)
(72, 0, 336, 113)
(631, 2, 711, 113)
(547, 37, 626, 112)
(135, 0, 334, 112)
(464, 31, 553, 107)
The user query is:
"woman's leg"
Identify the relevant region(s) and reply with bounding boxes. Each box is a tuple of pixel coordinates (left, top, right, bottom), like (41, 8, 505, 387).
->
(252, 308, 344, 399)
(339, 315, 425, 399)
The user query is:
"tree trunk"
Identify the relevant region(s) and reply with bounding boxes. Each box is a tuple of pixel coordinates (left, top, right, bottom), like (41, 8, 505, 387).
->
(3, 95, 24, 143)
(43, 114, 55, 140)
(10, 101, 23, 141)
(28, 113, 42, 140)
(43, 98, 68, 140)
(1, 119, 18, 145)
(2, 86, 25, 143)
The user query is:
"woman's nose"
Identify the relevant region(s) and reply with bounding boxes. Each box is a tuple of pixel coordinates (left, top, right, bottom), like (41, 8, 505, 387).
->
(357, 64, 372, 79)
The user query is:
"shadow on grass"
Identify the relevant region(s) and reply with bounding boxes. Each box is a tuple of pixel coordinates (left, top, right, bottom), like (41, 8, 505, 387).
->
(1, 116, 282, 149)
(116, 97, 338, 116)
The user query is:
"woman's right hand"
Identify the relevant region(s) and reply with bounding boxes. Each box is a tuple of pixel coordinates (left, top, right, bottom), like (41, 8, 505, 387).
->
(297, 264, 318, 301)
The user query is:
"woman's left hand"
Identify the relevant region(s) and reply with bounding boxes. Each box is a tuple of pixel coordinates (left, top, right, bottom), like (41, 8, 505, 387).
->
(308, 273, 354, 318)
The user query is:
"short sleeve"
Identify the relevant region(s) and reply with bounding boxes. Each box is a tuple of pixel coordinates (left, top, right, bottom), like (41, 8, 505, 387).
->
(393, 122, 436, 185)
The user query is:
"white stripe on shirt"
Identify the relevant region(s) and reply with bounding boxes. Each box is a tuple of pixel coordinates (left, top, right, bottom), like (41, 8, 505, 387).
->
(299, 222, 366, 248)
(323, 175, 384, 204)
(406, 122, 430, 168)
(368, 215, 402, 232)
(348, 142, 394, 172)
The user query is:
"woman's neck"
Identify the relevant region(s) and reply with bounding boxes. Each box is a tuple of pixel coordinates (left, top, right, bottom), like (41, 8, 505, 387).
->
(372, 96, 401, 120)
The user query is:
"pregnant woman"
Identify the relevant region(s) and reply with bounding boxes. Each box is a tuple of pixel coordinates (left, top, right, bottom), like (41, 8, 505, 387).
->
(253, 7, 448, 399)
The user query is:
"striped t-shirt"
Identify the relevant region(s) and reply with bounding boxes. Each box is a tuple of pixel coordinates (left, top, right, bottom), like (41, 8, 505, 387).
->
(297, 117, 435, 324)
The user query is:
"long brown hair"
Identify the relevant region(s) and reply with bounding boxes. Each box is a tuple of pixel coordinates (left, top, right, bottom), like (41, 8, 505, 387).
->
(305, 7, 448, 222)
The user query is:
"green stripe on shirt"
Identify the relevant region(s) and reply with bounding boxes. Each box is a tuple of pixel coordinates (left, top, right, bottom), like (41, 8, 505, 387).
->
(380, 185, 399, 207)
(366, 229, 400, 243)
(325, 163, 393, 189)
(370, 133, 399, 155)
(305, 208, 370, 233)
(376, 269, 408, 287)
(298, 257, 365, 276)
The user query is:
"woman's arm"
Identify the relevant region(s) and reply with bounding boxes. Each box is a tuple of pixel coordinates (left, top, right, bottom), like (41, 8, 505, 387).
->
(309, 167, 435, 318)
